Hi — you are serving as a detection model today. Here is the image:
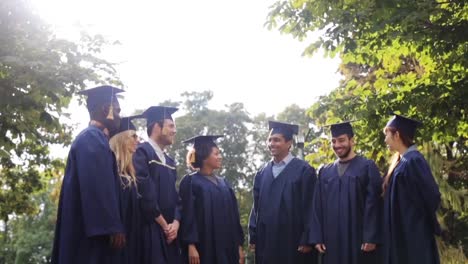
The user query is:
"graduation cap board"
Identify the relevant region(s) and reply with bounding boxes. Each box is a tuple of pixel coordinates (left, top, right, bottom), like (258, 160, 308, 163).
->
(386, 113, 422, 139)
(183, 135, 224, 149)
(141, 106, 178, 126)
(323, 121, 356, 138)
(78, 85, 124, 111)
(268, 121, 299, 140)
(116, 114, 142, 134)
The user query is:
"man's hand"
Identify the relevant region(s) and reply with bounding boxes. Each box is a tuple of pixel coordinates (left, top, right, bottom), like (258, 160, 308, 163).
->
(155, 215, 168, 230)
(298, 245, 313, 253)
(239, 246, 245, 264)
(249, 244, 255, 252)
(315, 243, 326, 254)
(188, 244, 200, 264)
(361, 243, 376, 252)
(109, 233, 126, 249)
(165, 220, 180, 244)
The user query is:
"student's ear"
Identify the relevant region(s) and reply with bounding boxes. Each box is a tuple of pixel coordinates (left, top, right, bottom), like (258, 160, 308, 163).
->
(394, 131, 401, 140)
(101, 104, 110, 116)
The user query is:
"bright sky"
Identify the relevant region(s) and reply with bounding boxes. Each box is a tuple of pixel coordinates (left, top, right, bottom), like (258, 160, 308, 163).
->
(31, 0, 341, 134)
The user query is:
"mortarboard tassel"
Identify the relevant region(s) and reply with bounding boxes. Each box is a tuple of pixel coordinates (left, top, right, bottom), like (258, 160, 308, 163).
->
(189, 149, 196, 164)
(106, 104, 114, 120)
(106, 89, 115, 120)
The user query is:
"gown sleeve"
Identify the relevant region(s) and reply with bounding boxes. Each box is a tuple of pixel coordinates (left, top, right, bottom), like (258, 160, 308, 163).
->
(310, 166, 324, 245)
(248, 170, 262, 245)
(134, 146, 161, 223)
(362, 160, 383, 243)
(299, 163, 317, 246)
(227, 180, 245, 246)
(407, 154, 441, 235)
(75, 134, 124, 237)
(180, 175, 199, 244)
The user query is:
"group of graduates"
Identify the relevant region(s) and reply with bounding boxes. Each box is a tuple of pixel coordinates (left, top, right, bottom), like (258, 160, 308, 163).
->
(51, 85, 441, 264)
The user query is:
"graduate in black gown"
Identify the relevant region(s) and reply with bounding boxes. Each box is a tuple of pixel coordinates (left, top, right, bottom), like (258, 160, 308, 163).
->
(52, 86, 126, 264)
(382, 113, 441, 264)
(248, 121, 317, 264)
(179, 135, 245, 264)
(134, 106, 182, 264)
(109, 115, 143, 263)
(311, 121, 383, 264)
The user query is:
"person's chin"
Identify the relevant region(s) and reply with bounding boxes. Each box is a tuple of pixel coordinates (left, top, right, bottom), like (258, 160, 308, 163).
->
(334, 149, 344, 157)
(338, 154, 348, 159)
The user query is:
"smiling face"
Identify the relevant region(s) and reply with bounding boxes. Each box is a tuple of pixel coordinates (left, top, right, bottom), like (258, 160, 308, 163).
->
(331, 134, 354, 159)
(152, 119, 177, 147)
(268, 132, 291, 160)
(125, 130, 139, 153)
(202, 146, 222, 170)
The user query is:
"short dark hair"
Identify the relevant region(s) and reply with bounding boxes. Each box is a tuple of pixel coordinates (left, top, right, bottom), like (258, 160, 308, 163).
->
(190, 143, 217, 169)
(282, 133, 293, 142)
(146, 120, 165, 137)
(270, 131, 293, 142)
(340, 133, 354, 140)
(385, 126, 414, 147)
(88, 103, 110, 120)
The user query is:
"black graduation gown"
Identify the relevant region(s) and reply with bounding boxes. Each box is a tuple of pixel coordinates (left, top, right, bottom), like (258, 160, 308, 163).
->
(248, 157, 317, 264)
(179, 173, 244, 264)
(111, 177, 142, 263)
(310, 156, 383, 264)
(51, 126, 124, 264)
(383, 150, 441, 264)
(133, 142, 182, 264)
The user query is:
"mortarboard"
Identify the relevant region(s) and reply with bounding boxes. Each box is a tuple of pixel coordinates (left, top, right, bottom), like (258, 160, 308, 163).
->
(386, 113, 422, 139)
(116, 115, 142, 134)
(141, 106, 178, 126)
(78, 85, 124, 111)
(268, 121, 299, 139)
(183, 135, 224, 149)
(324, 121, 355, 138)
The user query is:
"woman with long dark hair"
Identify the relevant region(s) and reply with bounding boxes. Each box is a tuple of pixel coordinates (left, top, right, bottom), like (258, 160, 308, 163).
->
(382, 113, 441, 264)
(179, 135, 245, 264)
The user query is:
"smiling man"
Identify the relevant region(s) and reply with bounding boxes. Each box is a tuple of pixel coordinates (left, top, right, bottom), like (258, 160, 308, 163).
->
(310, 121, 383, 264)
(248, 121, 317, 264)
(133, 106, 182, 264)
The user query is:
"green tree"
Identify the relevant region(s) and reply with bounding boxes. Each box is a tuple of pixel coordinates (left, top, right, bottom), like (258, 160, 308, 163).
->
(0, 160, 64, 264)
(267, 0, 467, 258)
(0, 0, 120, 262)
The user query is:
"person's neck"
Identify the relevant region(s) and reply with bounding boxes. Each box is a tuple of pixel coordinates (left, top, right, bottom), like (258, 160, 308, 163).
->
(396, 144, 409, 156)
(273, 152, 289, 163)
(151, 137, 166, 151)
(199, 167, 215, 177)
(89, 120, 109, 137)
(338, 151, 356, 163)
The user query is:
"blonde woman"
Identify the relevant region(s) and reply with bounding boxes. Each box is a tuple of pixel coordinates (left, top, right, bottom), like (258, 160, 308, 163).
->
(110, 116, 142, 264)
